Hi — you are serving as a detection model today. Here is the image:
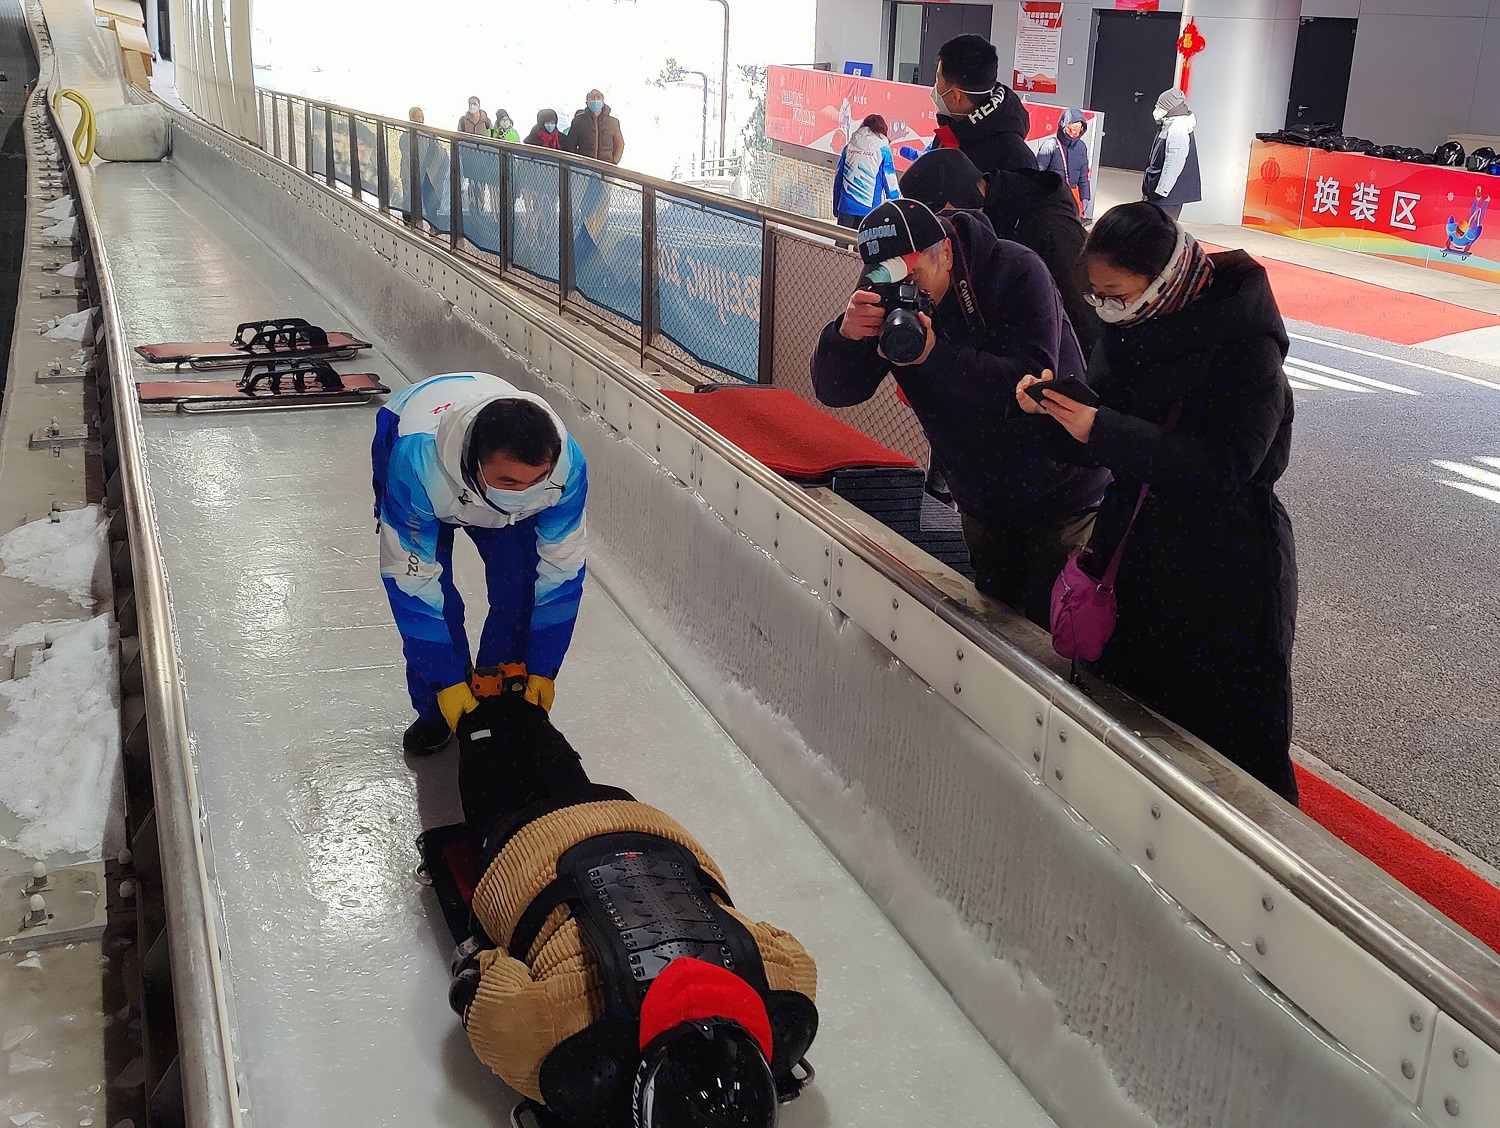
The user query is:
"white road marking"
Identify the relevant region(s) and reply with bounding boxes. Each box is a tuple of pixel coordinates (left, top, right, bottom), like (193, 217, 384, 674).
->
(1439, 479, 1500, 505)
(1478, 456, 1500, 472)
(1288, 332, 1500, 391)
(1288, 378, 1318, 391)
(1284, 366, 1376, 393)
(1433, 459, 1500, 492)
(1288, 357, 1420, 395)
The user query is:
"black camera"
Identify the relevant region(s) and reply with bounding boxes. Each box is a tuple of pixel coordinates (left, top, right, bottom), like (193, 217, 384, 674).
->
(869, 281, 933, 365)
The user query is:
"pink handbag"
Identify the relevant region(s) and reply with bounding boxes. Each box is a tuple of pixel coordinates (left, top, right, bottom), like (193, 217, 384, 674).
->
(1050, 403, 1181, 663)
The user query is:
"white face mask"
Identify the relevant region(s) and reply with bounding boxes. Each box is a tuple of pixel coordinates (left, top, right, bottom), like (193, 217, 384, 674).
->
(1088, 291, 1151, 324)
(931, 84, 949, 116)
(1153, 107, 1167, 123)
(485, 476, 562, 514)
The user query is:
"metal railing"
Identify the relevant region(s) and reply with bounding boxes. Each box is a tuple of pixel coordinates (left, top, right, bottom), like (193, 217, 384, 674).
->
(255, 88, 931, 466)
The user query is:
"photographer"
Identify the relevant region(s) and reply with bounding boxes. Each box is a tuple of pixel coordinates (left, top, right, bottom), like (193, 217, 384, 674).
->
(811, 199, 1107, 627)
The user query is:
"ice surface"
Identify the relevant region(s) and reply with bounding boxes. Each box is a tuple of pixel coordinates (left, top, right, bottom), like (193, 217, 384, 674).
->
(0, 615, 123, 859)
(41, 309, 95, 342)
(40, 216, 76, 239)
(0, 506, 108, 607)
(7, 1053, 49, 1074)
(1, 1027, 37, 1052)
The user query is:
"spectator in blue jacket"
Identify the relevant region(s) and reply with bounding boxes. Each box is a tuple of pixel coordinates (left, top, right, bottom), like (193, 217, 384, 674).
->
(832, 115, 900, 228)
(372, 373, 588, 755)
(1036, 108, 1092, 219)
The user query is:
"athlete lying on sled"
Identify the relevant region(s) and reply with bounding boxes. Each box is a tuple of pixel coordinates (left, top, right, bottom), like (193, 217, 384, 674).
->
(422, 672, 819, 1128)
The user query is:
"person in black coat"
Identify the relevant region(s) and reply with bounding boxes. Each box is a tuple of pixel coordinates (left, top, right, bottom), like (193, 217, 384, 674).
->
(899, 148, 1097, 357)
(1017, 203, 1299, 803)
(926, 34, 1035, 175)
(811, 199, 1107, 628)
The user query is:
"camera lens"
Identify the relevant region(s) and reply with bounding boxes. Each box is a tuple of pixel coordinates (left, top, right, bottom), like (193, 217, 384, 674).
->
(881, 309, 927, 365)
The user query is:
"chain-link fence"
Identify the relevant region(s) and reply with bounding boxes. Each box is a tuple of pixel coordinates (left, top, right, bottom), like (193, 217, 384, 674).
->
(509, 153, 561, 288)
(384, 122, 410, 218)
(354, 116, 380, 203)
(570, 168, 642, 328)
(459, 140, 502, 263)
(654, 194, 763, 383)
(767, 229, 930, 467)
(745, 149, 835, 222)
(310, 105, 327, 179)
(331, 110, 354, 194)
(415, 133, 452, 237)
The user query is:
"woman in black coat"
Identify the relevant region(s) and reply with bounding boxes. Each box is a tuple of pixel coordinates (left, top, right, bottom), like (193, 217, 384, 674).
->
(1016, 203, 1299, 803)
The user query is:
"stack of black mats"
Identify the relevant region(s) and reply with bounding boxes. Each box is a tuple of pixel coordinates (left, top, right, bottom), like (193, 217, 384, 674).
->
(828, 467, 974, 579)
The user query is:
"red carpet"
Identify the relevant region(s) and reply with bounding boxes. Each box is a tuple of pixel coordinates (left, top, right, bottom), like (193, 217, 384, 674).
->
(663, 387, 917, 479)
(1202, 245, 1500, 345)
(1295, 765, 1500, 952)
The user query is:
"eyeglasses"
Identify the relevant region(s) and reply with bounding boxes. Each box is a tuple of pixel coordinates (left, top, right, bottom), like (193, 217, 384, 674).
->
(1083, 291, 1130, 312)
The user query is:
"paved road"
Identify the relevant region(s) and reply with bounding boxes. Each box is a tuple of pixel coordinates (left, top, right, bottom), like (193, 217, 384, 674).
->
(1275, 325, 1500, 865)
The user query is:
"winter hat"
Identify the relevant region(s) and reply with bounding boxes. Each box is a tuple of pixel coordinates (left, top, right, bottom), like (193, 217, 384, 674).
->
(637, 958, 774, 1059)
(899, 149, 986, 212)
(856, 199, 947, 283)
(537, 108, 558, 126)
(1156, 89, 1190, 117)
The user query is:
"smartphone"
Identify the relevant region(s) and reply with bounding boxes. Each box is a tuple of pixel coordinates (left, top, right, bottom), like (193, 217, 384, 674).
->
(1026, 377, 1100, 408)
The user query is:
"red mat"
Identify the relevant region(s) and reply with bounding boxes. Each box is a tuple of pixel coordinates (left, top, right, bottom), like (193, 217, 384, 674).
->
(1203, 244, 1500, 346)
(662, 388, 917, 479)
(1295, 765, 1500, 953)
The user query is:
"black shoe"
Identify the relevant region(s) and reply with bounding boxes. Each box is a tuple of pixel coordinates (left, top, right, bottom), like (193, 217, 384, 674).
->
(403, 716, 454, 757)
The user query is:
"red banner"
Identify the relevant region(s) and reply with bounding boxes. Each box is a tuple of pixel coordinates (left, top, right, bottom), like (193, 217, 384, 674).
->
(1115, 0, 1161, 10)
(765, 65, 1096, 172)
(1245, 141, 1500, 283)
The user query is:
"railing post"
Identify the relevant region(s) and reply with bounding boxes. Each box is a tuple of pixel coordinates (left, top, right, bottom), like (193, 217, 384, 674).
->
(640, 185, 657, 369)
(557, 161, 574, 314)
(324, 106, 336, 189)
(497, 150, 512, 274)
(270, 94, 281, 162)
(376, 124, 390, 214)
(757, 220, 777, 385)
(348, 113, 361, 201)
(303, 101, 312, 174)
(450, 140, 463, 251)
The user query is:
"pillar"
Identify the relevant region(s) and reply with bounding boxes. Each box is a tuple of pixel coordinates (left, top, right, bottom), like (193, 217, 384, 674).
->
(1176, 0, 1301, 225)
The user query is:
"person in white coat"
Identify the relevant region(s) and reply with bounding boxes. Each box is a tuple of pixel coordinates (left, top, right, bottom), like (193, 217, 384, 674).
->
(1142, 89, 1201, 220)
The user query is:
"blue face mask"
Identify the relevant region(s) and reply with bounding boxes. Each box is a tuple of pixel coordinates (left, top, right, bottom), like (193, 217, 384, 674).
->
(587, 99, 604, 114)
(544, 123, 556, 133)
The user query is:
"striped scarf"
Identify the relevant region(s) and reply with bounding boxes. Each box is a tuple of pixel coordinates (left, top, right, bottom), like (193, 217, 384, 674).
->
(1118, 226, 1216, 326)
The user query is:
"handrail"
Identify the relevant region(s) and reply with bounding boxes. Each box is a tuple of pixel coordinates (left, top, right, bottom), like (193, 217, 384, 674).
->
(37, 58, 244, 1128)
(238, 86, 1500, 1059)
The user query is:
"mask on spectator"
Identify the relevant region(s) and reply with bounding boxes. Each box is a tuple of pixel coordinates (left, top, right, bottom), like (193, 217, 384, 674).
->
(587, 99, 604, 114)
(469, 101, 480, 113)
(1087, 290, 1151, 325)
(497, 114, 513, 133)
(544, 123, 556, 133)
(1152, 107, 1167, 123)
(930, 85, 948, 116)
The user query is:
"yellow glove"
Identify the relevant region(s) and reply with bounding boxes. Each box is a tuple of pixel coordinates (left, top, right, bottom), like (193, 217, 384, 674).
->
(436, 682, 480, 731)
(522, 675, 556, 713)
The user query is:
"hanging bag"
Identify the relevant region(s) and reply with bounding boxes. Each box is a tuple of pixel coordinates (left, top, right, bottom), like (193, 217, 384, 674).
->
(1050, 403, 1183, 662)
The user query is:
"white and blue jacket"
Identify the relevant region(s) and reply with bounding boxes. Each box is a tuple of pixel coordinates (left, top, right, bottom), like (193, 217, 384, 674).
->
(832, 126, 900, 219)
(371, 372, 587, 685)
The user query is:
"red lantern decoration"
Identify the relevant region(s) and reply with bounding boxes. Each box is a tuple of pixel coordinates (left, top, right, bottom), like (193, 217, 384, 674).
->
(1177, 20, 1207, 95)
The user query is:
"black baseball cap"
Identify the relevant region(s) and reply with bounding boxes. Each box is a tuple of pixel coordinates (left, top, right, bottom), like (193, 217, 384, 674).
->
(857, 199, 947, 283)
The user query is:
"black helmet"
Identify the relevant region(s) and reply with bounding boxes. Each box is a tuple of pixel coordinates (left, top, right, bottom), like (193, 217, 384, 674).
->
(635, 1019, 779, 1128)
(1435, 140, 1466, 167)
(1467, 146, 1496, 172)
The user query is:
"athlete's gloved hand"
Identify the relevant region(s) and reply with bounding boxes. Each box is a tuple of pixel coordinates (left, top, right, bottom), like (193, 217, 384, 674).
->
(523, 675, 556, 713)
(436, 682, 480, 731)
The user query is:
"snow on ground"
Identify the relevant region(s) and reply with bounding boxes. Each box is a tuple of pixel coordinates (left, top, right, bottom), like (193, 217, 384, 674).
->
(53, 260, 83, 278)
(0, 506, 108, 607)
(40, 216, 76, 240)
(0, 614, 122, 859)
(38, 197, 74, 221)
(39, 309, 95, 342)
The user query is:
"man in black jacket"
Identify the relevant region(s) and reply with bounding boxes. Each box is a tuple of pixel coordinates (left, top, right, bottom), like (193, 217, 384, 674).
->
(927, 35, 1035, 175)
(810, 199, 1108, 627)
(899, 148, 1098, 357)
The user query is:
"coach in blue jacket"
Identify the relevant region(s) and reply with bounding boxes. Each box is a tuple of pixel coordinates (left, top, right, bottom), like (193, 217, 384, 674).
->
(811, 200, 1106, 628)
(372, 372, 588, 755)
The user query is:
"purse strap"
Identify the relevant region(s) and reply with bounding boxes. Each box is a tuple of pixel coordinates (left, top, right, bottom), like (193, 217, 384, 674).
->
(1100, 401, 1183, 590)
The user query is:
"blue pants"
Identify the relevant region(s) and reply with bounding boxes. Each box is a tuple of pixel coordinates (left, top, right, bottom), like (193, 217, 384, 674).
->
(406, 519, 540, 721)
